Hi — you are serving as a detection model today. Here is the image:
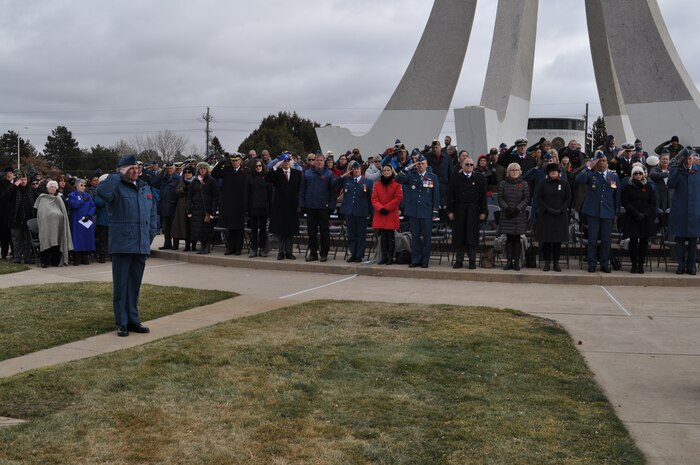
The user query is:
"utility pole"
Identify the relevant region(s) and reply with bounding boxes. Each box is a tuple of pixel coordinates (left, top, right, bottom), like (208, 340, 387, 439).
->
(201, 107, 213, 158)
(584, 103, 590, 154)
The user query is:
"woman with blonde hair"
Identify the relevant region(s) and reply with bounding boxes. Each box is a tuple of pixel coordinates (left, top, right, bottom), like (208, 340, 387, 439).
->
(498, 163, 530, 270)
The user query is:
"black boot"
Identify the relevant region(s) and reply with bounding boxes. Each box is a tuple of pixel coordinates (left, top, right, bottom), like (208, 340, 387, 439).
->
(552, 245, 562, 272)
(543, 260, 550, 272)
(502, 242, 513, 270)
(630, 258, 638, 273)
(197, 242, 210, 254)
(512, 240, 521, 271)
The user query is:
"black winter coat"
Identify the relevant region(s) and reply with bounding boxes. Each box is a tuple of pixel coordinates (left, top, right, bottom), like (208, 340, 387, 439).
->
(621, 179, 657, 238)
(536, 177, 571, 243)
(211, 164, 248, 230)
(247, 173, 273, 217)
(187, 175, 219, 242)
(2, 183, 37, 228)
(265, 168, 301, 236)
(497, 177, 529, 235)
(446, 172, 487, 247)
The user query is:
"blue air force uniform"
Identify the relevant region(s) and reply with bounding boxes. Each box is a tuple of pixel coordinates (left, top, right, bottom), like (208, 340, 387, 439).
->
(576, 167, 620, 270)
(335, 175, 373, 260)
(396, 166, 440, 267)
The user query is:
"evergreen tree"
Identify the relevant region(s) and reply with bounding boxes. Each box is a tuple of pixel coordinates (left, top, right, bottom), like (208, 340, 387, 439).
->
(588, 116, 608, 154)
(0, 130, 36, 169)
(209, 136, 228, 158)
(238, 111, 320, 156)
(44, 125, 81, 171)
(81, 145, 120, 175)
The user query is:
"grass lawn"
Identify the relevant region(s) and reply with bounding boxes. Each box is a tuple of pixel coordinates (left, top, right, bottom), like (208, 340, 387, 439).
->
(0, 282, 236, 361)
(0, 301, 644, 465)
(0, 259, 28, 275)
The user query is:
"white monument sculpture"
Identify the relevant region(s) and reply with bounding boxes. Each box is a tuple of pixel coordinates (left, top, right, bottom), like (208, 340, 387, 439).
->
(316, 0, 700, 156)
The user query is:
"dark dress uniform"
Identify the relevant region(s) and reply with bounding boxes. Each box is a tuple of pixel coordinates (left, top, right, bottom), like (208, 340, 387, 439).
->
(446, 171, 487, 268)
(396, 168, 440, 268)
(265, 166, 302, 259)
(211, 163, 249, 254)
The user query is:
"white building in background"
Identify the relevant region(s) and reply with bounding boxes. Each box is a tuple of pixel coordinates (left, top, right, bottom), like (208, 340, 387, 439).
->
(526, 118, 586, 151)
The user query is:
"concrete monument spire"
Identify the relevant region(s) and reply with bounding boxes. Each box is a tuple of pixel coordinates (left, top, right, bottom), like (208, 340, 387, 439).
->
(315, 0, 477, 156)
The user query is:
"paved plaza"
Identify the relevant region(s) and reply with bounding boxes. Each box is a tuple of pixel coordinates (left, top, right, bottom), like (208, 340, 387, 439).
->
(1, 245, 698, 464)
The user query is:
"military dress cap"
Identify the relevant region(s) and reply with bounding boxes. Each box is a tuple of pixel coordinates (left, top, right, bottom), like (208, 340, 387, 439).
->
(349, 161, 361, 170)
(671, 135, 679, 142)
(499, 142, 508, 149)
(622, 143, 634, 150)
(411, 148, 422, 156)
(415, 155, 427, 162)
(136, 160, 144, 166)
(173, 161, 184, 167)
(117, 155, 138, 167)
(229, 152, 242, 160)
(515, 138, 528, 146)
(646, 155, 660, 166)
(164, 162, 174, 167)
(592, 150, 606, 160)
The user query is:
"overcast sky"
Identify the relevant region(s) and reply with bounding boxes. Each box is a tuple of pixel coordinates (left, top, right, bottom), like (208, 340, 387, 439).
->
(1, 0, 698, 155)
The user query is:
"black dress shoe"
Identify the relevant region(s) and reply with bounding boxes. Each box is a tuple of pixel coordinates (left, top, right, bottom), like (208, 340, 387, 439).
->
(421, 263, 429, 269)
(277, 253, 285, 260)
(224, 250, 234, 256)
(128, 323, 150, 334)
(354, 257, 363, 263)
(306, 255, 318, 262)
(117, 326, 129, 337)
(408, 263, 419, 268)
(346, 256, 355, 263)
(40, 263, 48, 268)
(452, 261, 463, 269)
(285, 253, 296, 260)
(676, 268, 685, 275)
(468, 260, 477, 269)
(688, 269, 697, 276)
(601, 267, 611, 273)
(233, 251, 242, 256)
(319, 255, 328, 262)
(588, 265, 596, 273)
(158, 245, 172, 250)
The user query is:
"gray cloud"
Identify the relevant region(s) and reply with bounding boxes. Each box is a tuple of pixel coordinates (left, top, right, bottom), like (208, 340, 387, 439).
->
(1, 0, 698, 154)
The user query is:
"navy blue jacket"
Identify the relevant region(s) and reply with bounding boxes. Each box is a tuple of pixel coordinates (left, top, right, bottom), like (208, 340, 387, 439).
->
(334, 176, 373, 217)
(576, 168, 620, 219)
(96, 173, 158, 255)
(152, 172, 181, 218)
(396, 169, 440, 219)
(299, 167, 336, 210)
(668, 163, 700, 237)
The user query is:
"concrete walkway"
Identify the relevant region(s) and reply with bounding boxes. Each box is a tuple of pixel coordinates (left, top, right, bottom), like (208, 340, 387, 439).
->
(1, 249, 698, 464)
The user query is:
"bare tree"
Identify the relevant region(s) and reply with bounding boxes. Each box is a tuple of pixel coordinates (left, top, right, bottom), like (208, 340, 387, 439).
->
(112, 139, 137, 156)
(131, 130, 194, 163)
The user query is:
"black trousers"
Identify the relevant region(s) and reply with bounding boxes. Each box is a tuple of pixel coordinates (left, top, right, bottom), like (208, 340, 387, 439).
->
(40, 246, 62, 267)
(227, 229, 244, 253)
(306, 208, 330, 257)
(161, 216, 174, 247)
(541, 242, 562, 262)
(378, 229, 395, 261)
(249, 215, 268, 251)
(96, 225, 109, 258)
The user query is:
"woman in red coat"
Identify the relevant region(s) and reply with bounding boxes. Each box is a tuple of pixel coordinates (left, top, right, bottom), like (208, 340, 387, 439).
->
(371, 165, 403, 264)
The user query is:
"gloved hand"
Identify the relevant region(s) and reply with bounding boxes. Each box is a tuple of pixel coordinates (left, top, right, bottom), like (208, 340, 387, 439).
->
(506, 207, 519, 218)
(379, 208, 389, 215)
(81, 215, 92, 222)
(637, 213, 646, 221)
(545, 207, 556, 215)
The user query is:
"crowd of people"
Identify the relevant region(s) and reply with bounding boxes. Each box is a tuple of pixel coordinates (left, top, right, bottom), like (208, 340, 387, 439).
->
(1, 133, 699, 275)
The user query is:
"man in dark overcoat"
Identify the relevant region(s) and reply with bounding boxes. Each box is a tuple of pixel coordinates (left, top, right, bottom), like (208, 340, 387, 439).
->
(447, 157, 487, 269)
(211, 152, 248, 255)
(152, 162, 181, 250)
(265, 153, 302, 260)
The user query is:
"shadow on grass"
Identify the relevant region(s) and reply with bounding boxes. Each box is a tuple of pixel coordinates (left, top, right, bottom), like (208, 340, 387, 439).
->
(0, 300, 645, 465)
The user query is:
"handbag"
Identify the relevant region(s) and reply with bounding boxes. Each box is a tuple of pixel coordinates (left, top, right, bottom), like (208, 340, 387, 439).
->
(204, 212, 212, 223)
(480, 247, 495, 268)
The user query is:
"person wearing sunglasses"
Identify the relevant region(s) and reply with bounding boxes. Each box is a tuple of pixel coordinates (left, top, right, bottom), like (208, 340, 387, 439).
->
(621, 164, 657, 274)
(447, 157, 487, 269)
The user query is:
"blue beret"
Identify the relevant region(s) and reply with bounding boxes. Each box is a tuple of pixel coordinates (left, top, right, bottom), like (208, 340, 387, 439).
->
(118, 155, 137, 167)
(279, 153, 291, 161)
(415, 155, 427, 162)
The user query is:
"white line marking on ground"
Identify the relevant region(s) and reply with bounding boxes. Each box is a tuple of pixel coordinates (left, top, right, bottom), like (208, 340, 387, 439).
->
(279, 274, 359, 299)
(601, 286, 632, 316)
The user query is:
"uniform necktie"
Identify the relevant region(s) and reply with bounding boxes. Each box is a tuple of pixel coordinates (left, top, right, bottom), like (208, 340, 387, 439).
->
(285, 170, 289, 181)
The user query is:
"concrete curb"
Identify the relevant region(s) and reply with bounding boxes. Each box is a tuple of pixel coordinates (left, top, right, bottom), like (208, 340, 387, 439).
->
(151, 250, 698, 287)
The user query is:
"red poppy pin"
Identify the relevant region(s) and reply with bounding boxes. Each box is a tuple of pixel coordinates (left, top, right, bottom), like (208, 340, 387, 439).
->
(690, 169, 696, 174)
(642, 188, 646, 193)
(146, 193, 153, 199)
(517, 183, 523, 189)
